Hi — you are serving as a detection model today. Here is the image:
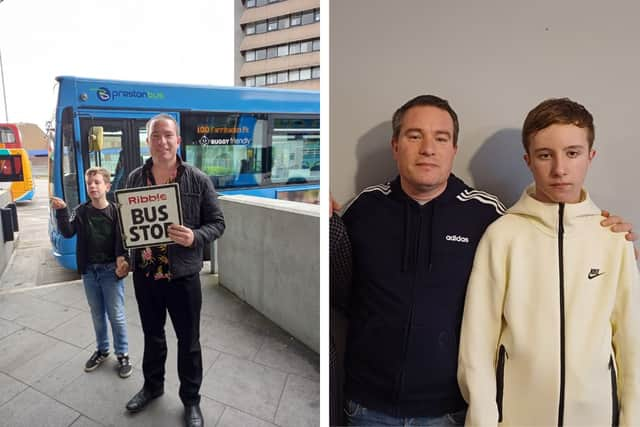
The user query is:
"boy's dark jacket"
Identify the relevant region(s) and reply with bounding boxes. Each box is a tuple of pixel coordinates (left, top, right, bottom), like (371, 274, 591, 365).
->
(54, 201, 127, 275)
(342, 174, 504, 417)
(126, 156, 225, 279)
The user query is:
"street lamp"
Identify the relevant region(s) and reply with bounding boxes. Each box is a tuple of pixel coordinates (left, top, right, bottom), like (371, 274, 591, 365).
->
(0, 0, 7, 121)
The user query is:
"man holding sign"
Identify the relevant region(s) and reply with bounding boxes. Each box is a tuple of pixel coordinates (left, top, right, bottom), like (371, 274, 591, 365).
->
(123, 114, 225, 427)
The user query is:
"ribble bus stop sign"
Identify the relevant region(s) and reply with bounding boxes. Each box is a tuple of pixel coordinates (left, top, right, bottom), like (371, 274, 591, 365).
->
(115, 183, 183, 249)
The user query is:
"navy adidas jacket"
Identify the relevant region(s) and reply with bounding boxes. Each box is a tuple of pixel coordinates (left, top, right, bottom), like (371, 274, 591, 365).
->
(342, 174, 504, 417)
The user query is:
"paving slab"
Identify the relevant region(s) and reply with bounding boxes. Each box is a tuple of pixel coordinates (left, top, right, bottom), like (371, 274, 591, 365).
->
(200, 316, 266, 360)
(201, 353, 287, 421)
(274, 374, 320, 427)
(0, 387, 80, 427)
(218, 406, 278, 427)
(253, 334, 319, 380)
(0, 371, 28, 406)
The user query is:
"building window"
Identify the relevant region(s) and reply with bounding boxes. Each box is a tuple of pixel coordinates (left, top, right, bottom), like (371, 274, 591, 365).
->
(289, 69, 300, 81)
(246, 0, 256, 7)
(277, 71, 288, 84)
(255, 20, 267, 34)
(312, 66, 320, 79)
(245, 76, 255, 87)
(267, 73, 278, 85)
(256, 0, 267, 6)
(278, 16, 290, 29)
(277, 45, 288, 57)
(302, 10, 314, 25)
(300, 40, 312, 54)
(300, 68, 312, 80)
(255, 75, 266, 87)
(243, 38, 320, 66)
(244, 8, 319, 35)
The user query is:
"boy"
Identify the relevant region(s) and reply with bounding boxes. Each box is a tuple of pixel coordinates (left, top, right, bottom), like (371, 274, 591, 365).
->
(51, 167, 133, 378)
(458, 98, 639, 426)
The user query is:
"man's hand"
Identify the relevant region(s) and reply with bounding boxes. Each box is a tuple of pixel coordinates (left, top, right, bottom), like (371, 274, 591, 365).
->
(115, 256, 129, 278)
(50, 196, 67, 210)
(168, 223, 195, 247)
(330, 194, 341, 215)
(601, 210, 638, 259)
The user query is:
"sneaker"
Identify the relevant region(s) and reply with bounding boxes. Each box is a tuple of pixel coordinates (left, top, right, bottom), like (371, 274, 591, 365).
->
(85, 350, 109, 372)
(117, 353, 133, 378)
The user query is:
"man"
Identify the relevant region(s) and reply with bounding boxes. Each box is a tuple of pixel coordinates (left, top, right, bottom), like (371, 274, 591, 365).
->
(458, 98, 639, 426)
(339, 95, 636, 426)
(124, 114, 225, 427)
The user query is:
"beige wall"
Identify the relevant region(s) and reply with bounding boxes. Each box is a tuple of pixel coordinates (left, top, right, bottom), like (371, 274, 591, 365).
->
(331, 0, 640, 230)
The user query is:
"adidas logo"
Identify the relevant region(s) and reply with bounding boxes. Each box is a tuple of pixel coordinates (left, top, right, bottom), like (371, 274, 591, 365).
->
(446, 234, 469, 243)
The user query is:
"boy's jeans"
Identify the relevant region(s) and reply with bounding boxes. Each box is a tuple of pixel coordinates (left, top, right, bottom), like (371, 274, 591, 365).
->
(82, 263, 128, 355)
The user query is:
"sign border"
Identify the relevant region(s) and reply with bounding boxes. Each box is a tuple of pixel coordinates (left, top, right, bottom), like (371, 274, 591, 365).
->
(115, 183, 183, 249)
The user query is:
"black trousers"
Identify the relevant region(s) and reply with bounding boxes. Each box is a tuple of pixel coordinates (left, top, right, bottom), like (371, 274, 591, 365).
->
(133, 271, 203, 405)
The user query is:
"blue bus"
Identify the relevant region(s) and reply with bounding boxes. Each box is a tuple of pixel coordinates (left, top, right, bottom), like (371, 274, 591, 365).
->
(48, 76, 319, 270)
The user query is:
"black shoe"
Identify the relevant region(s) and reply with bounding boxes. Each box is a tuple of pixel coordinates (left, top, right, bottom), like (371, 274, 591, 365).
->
(85, 350, 109, 372)
(125, 388, 163, 413)
(184, 404, 203, 427)
(116, 354, 132, 378)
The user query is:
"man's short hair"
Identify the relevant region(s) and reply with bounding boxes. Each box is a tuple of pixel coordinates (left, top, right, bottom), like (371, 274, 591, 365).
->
(85, 166, 111, 184)
(146, 113, 180, 137)
(522, 98, 594, 153)
(392, 95, 460, 146)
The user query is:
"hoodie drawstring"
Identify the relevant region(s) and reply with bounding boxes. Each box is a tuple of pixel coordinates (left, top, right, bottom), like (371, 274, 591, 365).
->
(402, 201, 410, 272)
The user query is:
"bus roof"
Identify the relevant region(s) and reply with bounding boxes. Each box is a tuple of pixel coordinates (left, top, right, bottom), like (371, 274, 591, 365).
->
(55, 76, 319, 115)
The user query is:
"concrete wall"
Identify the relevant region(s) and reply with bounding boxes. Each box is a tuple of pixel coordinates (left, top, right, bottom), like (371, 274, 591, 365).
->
(330, 0, 640, 229)
(217, 195, 319, 352)
(0, 189, 17, 277)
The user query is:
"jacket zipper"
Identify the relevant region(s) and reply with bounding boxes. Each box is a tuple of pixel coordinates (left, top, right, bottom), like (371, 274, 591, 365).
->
(557, 203, 566, 427)
(394, 211, 422, 405)
(496, 345, 508, 422)
(609, 356, 619, 427)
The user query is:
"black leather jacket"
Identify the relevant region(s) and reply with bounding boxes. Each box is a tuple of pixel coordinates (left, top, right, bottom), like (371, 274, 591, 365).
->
(126, 156, 225, 279)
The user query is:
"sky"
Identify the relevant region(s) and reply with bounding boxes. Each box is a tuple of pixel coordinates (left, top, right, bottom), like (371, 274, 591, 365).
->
(0, 0, 235, 129)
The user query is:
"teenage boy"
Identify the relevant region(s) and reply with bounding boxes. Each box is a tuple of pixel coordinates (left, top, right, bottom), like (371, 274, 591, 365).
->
(458, 98, 639, 426)
(51, 167, 132, 378)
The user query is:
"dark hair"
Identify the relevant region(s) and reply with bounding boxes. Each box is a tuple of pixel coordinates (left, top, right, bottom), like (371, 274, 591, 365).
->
(146, 113, 180, 137)
(392, 95, 460, 146)
(522, 98, 594, 152)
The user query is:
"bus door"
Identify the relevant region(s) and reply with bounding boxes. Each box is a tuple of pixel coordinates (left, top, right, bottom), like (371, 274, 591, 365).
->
(79, 118, 150, 200)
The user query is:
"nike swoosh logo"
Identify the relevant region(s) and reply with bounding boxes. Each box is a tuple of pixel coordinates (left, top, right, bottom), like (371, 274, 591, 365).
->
(588, 272, 605, 280)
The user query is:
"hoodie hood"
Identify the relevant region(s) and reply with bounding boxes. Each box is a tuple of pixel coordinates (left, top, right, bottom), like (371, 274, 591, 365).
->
(507, 184, 601, 236)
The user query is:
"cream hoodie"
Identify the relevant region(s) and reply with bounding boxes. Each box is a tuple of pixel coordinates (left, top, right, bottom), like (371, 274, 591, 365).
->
(458, 186, 639, 426)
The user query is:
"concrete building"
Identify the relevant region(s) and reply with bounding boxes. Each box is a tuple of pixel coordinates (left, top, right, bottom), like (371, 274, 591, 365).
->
(235, 0, 320, 90)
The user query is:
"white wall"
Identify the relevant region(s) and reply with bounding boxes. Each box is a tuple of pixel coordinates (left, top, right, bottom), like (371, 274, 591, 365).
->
(330, 0, 640, 230)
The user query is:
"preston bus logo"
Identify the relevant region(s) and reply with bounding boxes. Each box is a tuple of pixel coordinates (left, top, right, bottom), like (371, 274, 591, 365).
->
(97, 87, 111, 101)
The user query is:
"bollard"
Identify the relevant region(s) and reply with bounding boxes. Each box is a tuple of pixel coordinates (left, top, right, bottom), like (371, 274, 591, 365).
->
(1, 207, 14, 242)
(7, 202, 18, 232)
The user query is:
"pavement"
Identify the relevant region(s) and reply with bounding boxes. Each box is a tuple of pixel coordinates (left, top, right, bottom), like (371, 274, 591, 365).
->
(0, 165, 320, 426)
